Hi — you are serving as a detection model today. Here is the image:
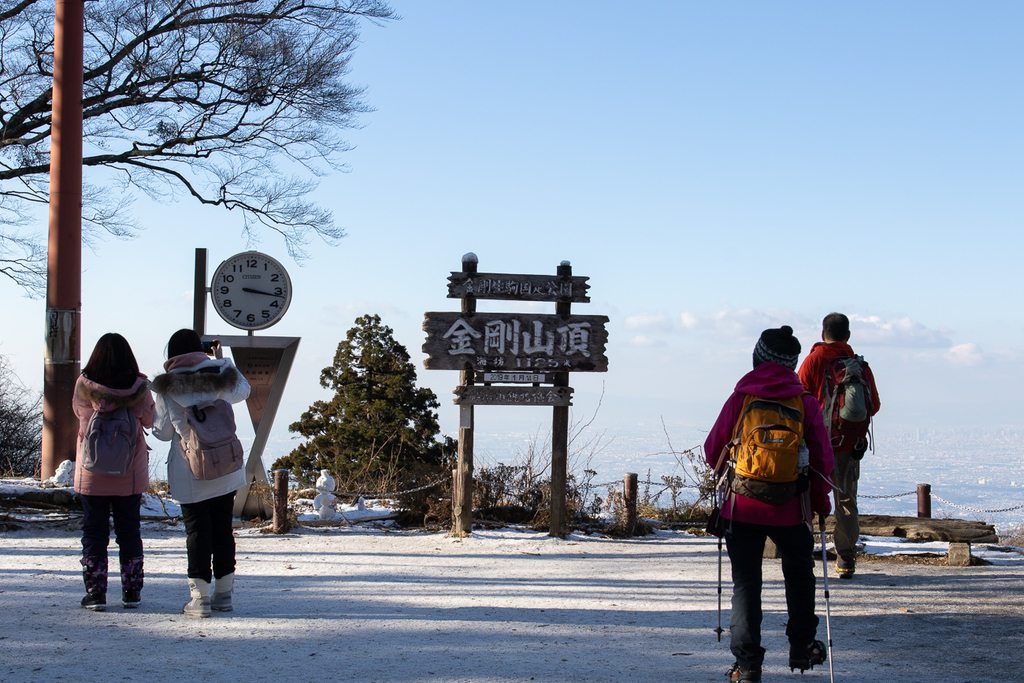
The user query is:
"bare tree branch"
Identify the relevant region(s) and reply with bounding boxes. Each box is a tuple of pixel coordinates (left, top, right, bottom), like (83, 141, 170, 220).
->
(0, 0, 397, 294)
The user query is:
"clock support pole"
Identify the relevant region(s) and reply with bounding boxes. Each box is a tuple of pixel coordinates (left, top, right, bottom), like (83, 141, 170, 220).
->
(193, 248, 208, 335)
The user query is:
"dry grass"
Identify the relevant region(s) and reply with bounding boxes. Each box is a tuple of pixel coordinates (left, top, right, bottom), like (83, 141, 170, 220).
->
(998, 524, 1024, 547)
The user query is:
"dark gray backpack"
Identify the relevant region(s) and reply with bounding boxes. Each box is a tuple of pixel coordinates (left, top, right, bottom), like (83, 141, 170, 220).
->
(80, 406, 138, 476)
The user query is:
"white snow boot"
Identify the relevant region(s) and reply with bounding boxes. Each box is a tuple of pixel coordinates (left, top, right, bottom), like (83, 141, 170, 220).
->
(211, 573, 234, 612)
(182, 578, 211, 618)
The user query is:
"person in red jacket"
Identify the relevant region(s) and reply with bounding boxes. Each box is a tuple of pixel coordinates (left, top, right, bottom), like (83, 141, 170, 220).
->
(798, 312, 880, 579)
(705, 326, 834, 682)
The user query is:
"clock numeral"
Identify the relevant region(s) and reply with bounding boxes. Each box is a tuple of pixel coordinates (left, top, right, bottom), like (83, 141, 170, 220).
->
(274, 287, 282, 295)
(246, 313, 256, 323)
(233, 310, 242, 318)
(219, 286, 229, 294)
(222, 299, 232, 307)
(222, 274, 234, 283)
(262, 310, 270, 319)
(247, 258, 258, 268)
(270, 300, 279, 308)
(270, 274, 279, 282)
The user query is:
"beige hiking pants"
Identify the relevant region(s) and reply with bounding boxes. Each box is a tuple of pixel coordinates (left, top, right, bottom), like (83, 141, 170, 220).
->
(832, 450, 861, 557)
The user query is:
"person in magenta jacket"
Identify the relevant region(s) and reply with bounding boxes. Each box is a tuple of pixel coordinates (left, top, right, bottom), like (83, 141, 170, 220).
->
(72, 333, 155, 612)
(704, 326, 834, 682)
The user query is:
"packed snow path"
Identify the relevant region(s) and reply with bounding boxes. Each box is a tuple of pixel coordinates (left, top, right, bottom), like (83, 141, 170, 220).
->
(1, 524, 1021, 682)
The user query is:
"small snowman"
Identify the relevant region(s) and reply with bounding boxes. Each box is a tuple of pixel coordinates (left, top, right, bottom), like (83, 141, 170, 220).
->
(43, 459, 75, 488)
(313, 469, 337, 520)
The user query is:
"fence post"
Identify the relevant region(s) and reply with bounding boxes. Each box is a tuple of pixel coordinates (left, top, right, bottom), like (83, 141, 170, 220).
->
(272, 469, 290, 534)
(917, 483, 932, 518)
(623, 472, 638, 536)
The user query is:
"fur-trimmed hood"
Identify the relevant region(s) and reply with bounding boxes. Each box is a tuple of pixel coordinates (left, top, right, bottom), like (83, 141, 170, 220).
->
(76, 375, 151, 410)
(151, 361, 242, 398)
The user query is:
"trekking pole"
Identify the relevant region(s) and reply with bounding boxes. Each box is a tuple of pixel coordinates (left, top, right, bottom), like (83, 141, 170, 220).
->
(715, 531, 724, 642)
(818, 514, 836, 683)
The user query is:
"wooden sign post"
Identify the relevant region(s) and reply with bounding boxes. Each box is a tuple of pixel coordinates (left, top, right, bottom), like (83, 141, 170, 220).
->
(423, 254, 609, 538)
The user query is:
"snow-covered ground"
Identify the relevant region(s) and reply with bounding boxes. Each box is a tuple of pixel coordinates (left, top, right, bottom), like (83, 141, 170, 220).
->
(2, 514, 1023, 682)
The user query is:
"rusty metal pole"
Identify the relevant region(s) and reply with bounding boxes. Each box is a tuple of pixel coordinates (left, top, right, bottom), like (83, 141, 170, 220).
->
(917, 483, 932, 519)
(41, 0, 85, 481)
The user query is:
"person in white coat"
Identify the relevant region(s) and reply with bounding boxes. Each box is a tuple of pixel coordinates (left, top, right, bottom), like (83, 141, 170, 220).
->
(151, 329, 250, 618)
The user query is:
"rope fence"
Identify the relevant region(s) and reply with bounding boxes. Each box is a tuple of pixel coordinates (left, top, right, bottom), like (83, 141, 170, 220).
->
(330, 476, 451, 500)
(861, 490, 916, 499)
(931, 494, 1024, 515)
(581, 475, 1024, 519)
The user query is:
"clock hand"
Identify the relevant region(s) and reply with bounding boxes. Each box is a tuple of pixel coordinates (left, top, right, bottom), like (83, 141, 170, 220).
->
(241, 287, 285, 298)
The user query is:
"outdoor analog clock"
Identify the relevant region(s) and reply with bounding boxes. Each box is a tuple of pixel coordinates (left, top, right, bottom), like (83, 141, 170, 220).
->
(210, 251, 293, 330)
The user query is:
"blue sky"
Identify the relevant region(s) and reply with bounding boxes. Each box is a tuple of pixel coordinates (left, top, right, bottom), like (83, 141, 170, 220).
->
(4, 2, 1022, 473)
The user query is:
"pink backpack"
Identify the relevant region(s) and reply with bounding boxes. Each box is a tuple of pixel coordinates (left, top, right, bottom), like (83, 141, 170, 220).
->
(180, 399, 244, 480)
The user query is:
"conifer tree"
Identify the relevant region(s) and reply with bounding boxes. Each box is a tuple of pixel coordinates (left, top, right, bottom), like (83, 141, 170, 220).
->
(276, 315, 450, 488)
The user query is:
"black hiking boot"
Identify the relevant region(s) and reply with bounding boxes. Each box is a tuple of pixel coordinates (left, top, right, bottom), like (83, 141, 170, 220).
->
(789, 639, 827, 672)
(728, 662, 761, 681)
(836, 554, 856, 579)
(122, 589, 141, 608)
(81, 591, 106, 611)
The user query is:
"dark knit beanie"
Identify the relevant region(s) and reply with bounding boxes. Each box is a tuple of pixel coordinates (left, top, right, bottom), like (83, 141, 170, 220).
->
(752, 325, 801, 370)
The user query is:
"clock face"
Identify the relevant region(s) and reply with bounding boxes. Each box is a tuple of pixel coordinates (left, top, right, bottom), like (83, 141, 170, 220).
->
(210, 252, 293, 330)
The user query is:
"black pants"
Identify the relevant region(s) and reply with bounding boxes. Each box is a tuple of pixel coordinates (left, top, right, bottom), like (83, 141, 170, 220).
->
(725, 520, 819, 670)
(180, 492, 236, 583)
(80, 494, 143, 562)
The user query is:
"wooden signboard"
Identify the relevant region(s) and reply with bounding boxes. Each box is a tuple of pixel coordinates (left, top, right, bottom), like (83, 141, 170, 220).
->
(426, 255, 608, 540)
(447, 272, 590, 303)
(454, 385, 573, 406)
(422, 312, 609, 373)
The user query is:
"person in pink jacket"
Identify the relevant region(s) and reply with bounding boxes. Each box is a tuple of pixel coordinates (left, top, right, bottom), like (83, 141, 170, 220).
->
(704, 326, 834, 682)
(73, 333, 155, 611)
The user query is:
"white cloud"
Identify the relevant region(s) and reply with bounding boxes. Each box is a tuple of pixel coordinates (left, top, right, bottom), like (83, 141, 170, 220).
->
(677, 308, 812, 341)
(944, 343, 985, 367)
(850, 314, 952, 348)
(624, 313, 672, 331)
(628, 335, 663, 347)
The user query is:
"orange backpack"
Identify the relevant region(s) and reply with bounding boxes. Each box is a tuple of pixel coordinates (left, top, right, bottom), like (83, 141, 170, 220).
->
(715, 394, 808, 506)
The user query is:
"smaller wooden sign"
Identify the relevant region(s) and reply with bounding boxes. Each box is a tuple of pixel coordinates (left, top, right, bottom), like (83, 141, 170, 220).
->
(447, 272, 590, 303)
(453, 385, 573, 407)
(480, 372, 549, 383)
